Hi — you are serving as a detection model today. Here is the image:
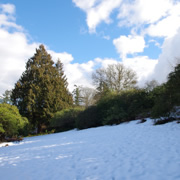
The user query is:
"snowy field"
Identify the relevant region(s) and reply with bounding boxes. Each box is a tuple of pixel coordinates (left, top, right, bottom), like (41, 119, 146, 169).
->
(0, 119, 180, 180)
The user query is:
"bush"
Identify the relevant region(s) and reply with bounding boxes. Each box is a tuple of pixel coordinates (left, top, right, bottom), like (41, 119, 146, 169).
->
(0, 104, 29, 140)
(76, 106, 102, 130)
(151, 84, 173, 119)
(98, 94, 128, 125)
(151, 63, 180, 119)
(97, 89, 151, 125)
(50, 107, 84, 132)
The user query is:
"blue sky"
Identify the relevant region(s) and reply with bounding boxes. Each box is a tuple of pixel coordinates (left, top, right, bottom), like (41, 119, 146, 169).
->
(1, 0, 119, 62)
(0, 0, 180, 94)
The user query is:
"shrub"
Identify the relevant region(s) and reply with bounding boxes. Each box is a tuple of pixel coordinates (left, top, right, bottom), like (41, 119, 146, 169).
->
(0, 104, 29, 140)
(50, 107, 84, 132)
(151, 84, 173, 119)
(97, 89, 151, 125)
(76, 106, 102, 130)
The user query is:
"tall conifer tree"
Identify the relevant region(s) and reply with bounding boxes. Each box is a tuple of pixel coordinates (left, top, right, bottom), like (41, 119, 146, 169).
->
(11, 45, 73, 132)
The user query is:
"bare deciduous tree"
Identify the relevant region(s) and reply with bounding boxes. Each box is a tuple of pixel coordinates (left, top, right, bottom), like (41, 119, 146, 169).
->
(92, 63, 137, 93)
(73, 85, 96, 107)
(80, 87, 96, 108)
(145, 80, 159, 92)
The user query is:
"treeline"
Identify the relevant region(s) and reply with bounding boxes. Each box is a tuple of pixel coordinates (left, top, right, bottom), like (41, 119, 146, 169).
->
(0, 45, 179, 141)
(51, 60, 180, 131)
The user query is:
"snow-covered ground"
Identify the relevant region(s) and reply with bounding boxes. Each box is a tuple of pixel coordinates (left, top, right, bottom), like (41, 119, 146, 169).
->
(0, 119, 180, 180)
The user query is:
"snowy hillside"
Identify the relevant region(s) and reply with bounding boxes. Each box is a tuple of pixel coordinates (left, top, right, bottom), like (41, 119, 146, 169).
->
(0, 119, 180, 180)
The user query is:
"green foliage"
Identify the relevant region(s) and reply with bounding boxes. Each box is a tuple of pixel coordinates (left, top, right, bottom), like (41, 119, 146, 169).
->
(151, 84, 172, 118)
(166, 63, 180, 106)
(50, 107, 84, 132)
(72, 85, 82, 106)
(11, 45, 73, 132)
(0, 123, 5, 133)
(97, 89, 151, 125)
(0, 104, 28, 139)
(76, 106, 102, 130)
(151, 63, 180, 118)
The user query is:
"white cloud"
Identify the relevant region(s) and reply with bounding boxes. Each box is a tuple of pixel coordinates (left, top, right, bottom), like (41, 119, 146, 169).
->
(1, 1, 180, 96)
(0, 4, 15, 14)
(0, 3, 22, 31)
(123, 56, 158, 85)
(0, 13, 22, 30)
(65, 61, 95, 91)
(113, 35, 145, 58)
(69, 0, 180, 88)
(73, 0, 180, 39)
(117, 0, 180, 38)
(95, 57, 118, 68)
(48, 50, 74, 65)
(0, 28, 39, 95)
(148, 39, 161, 48)
(0, 3, 94, 95)
(118, 0, 171, 26)
(146, 2, 180, 38)
(149, 28, 180, 83)
(72, 0, 97, 10)
(73, 0, 122, 33)
(94, 56, 158, 87)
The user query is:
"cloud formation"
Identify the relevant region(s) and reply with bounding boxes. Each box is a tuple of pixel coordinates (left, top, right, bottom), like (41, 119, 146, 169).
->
(0, 4, 94, 95)
(73, 0, 122, 33)
(1, 1, 180, 96)
(118, 0, 171, 26)
(73, 0, 180, 86)
(113, 35, 145, 58)
(149, 28, 180, 83)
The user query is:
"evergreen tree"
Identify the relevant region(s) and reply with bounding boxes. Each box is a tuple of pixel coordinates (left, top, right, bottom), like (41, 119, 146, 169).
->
(11, 45, 73, 132)
(72, 85, 82, 106)
(54, 59, 73, 110)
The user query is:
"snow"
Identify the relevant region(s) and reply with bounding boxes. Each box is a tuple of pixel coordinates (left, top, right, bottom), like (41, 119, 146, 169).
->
(0, 119, 180, 180)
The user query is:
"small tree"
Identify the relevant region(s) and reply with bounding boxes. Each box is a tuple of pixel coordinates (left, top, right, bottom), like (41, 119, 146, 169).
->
(73, 85, 82, 106)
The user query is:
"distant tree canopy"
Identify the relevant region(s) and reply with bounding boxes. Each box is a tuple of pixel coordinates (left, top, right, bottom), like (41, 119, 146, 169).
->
(11, 45, 73, 132)
(0, 90, 12, 104)
(92, 63, 137, 97)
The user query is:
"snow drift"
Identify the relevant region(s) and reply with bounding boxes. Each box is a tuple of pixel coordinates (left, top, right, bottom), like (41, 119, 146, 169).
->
(0, 119, 180, 180)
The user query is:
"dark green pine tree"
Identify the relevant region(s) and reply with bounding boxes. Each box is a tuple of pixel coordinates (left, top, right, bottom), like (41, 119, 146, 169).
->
(54, 59, 73, 109)
(11, 45, 73, 132)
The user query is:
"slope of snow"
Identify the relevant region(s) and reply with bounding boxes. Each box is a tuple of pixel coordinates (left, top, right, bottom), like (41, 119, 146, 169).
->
(0, 119, 180, 180)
